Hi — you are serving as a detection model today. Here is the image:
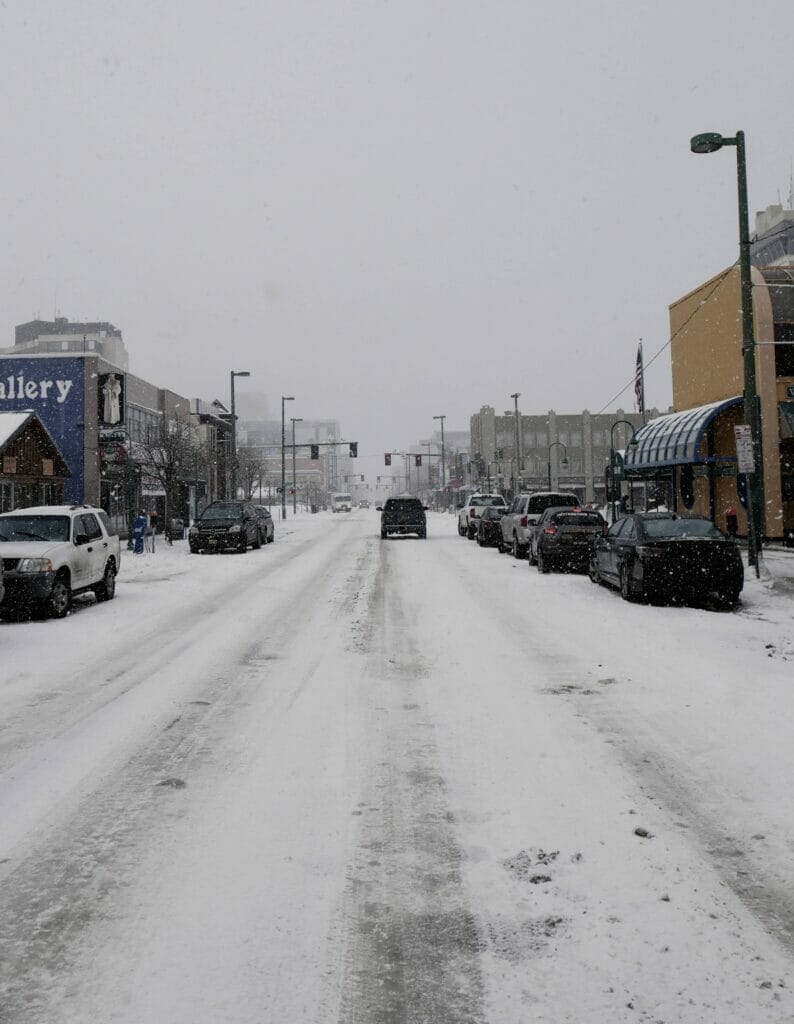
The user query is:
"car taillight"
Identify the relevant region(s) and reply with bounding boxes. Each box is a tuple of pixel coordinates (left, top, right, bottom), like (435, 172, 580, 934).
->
(543, 525, 558, 536)
(520, 516, 527, 527)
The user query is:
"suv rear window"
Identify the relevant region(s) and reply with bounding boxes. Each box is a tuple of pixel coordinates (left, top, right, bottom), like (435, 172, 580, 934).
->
(470, 495, 504, 506)
(385, 499, 422, 511)
(527, 493, 578, 513)
(552, 512, 603, 526)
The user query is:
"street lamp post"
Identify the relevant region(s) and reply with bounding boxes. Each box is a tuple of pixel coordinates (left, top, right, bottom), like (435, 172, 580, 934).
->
(510, 393, 521, 494)
(281, 396, 294, 519)
(547, 441, 568, 491)
(290, 417, 303, 514)
(609, 419, 639, 523)
(433, 414, 446, 499)
(229, 370, 250, 499)
(690, 130, 763, 575)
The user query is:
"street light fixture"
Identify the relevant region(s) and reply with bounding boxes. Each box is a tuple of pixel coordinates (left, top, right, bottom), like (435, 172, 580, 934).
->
(290, 417, 303, 514)
(609, 419, 639, 522)
(281, 396, 294, 519)
(547, 441, 569, 491)
(690, 130, 763, 574)
(229, 370, 251, 500)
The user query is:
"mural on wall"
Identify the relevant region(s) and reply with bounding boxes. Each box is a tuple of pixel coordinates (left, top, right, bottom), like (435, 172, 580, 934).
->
(98, 372, 124, 426)
(0, 358, 85, 502)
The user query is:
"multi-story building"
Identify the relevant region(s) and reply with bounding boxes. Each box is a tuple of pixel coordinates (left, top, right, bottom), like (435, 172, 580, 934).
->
(2, 318, 129, 371)
(0, 319, 232, 523)
(624, 204, 794, 541)
(470, 405, 654, 503)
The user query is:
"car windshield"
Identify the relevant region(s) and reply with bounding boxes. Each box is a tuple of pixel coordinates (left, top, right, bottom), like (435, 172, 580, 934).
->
(642, 518, 725, 540)
(528, 494, 578, 513)
(0, 515, 71, 542)
(200, 503, 243, 519)
(553, 512, 604, 526)
(335, 495, 352, 502)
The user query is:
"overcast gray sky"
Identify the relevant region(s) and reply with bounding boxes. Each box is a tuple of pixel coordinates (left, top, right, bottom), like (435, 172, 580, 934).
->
(1, 1, 792, 459)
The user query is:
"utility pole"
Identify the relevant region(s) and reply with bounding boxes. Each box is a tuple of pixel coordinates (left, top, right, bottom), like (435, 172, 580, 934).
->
(510, 393, 521, 494)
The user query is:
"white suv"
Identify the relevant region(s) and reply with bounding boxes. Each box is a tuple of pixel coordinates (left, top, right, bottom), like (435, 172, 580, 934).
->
(457, 493, 507, 539)
(0, 505, 121, 618)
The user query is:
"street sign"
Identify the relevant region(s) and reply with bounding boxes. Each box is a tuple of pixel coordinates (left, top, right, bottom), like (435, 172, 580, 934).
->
(734, 424, 755, 474)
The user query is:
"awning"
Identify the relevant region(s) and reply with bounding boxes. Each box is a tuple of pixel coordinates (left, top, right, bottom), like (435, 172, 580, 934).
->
(624, 396, 742, 471)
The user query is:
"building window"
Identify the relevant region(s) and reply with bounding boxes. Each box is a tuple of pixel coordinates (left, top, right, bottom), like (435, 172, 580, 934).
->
(571, 431, 582, 448)
(536, 431, 547, 447)
(558, 432, 568, 445)
(775, 323, 794, 377)
(524, 432, 535, 448)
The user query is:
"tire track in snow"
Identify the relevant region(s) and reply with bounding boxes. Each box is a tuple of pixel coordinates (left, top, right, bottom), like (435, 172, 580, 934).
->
(332, 537, 486, 1024)
(0, 519, 369, 1022)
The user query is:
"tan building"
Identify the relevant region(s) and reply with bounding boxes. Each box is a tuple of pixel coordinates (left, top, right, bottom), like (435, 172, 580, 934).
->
(624, 207, 794, 542)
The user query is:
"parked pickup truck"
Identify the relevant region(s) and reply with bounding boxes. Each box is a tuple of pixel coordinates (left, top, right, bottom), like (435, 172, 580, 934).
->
(0, 505, 120, 618)
(458, 493, 506, 539)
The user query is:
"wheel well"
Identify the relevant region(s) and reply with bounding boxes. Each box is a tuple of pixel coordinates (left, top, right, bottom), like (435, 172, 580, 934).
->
(106, 557, 117, 574)
(55, 567, 71, 584)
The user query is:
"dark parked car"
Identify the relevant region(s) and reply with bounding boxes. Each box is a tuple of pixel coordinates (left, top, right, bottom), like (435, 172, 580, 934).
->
(189, 501, 261, 553)
(377, 496, 427, 538)
(533, 507, 606, 573)
(476, 505, 507, 547)
(589, 512, 744, 606)
(253, 505, 275, 545)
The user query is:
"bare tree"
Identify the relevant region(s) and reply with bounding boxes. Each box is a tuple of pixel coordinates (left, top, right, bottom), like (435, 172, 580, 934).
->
(137, 414, 200, 541)
(237, 446, 266, 501)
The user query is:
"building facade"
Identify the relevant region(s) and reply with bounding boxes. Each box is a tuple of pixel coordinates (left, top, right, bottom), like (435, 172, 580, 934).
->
(470, 405, 653, 503)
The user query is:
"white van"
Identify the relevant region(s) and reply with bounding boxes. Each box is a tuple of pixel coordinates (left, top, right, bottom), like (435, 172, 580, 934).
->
(331, 493, 353, 513)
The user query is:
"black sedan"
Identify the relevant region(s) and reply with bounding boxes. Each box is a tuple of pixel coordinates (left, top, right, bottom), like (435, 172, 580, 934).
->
(476, 506, 507, 547)
(588, 512, 744, 607)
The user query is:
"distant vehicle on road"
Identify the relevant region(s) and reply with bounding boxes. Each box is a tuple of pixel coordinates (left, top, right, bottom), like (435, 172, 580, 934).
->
(532, 507, 606, 573)
(458, 493, 507, 539)
(476, 505, 507, 547)
(189, 501, 260, 553)
(359, 500, 370, 509)
(377, 496, 427, 539)
(331, 493, 353, 513)
(589, 512, 744, 607)
(0, 505, 120, 618)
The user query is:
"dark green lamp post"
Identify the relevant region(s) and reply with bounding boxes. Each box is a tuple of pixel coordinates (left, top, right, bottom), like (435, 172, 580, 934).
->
(690, 131, 763, 575)
(609, 420, 639, 523)
(547, 441, 568, 491)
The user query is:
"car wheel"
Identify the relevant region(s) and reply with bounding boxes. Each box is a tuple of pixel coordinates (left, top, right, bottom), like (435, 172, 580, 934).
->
(47, 572, 72, 618)
(512, 535, 524, 559)
(253, 530, 262, 549)
(419, 528, 427, 539)
(620, 561, 637, 602)
(238, 537, 248, 553)
(94, 561, 117, 602)
(537, 548, 550, 574)
(496, 534, 505, 553)
(476, 531, 485, 546)
(268, 529, 275, 543)
(719, 587, 741, 610)
(458, 521, 466, 537)
(189, 544, 200, 554)
(588, 554, 601, 585)
(381, 529, 387, 539)
(467, 524, 476, 539)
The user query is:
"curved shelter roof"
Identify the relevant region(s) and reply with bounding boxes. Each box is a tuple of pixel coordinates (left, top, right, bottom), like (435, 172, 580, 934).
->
(623, 396, 742, 471)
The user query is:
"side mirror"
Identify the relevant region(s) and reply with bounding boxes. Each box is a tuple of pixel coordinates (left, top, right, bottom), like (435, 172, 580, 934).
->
(376, 506, 383, 511)
(423, 506, 429, 511)
(74, 531, 89, 546)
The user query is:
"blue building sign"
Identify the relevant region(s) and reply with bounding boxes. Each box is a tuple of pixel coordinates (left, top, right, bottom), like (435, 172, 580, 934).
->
(0, 357, 86, 503)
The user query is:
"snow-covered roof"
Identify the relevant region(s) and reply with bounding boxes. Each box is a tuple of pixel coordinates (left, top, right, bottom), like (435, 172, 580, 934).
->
(0, 411, 34, 449)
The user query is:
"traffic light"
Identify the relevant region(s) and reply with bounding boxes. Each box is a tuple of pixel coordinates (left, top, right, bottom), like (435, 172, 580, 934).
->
(349, 442, 358, 458)
(361, 475, 364, 482)
(384, 453, 391, 466)
(310, 444, 319, 460)
(415, 454, 422, 467)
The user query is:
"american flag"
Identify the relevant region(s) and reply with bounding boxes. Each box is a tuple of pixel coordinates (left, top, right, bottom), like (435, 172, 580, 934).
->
(634, 341, 645, 417)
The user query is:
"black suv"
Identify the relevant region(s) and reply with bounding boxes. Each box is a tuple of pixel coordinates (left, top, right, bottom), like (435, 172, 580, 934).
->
(189, 501, 261, 553)
(377, 496, 427, 539)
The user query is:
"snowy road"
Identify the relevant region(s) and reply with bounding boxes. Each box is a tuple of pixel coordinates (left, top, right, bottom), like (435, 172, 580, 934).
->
(1, 511, 793, 1023)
